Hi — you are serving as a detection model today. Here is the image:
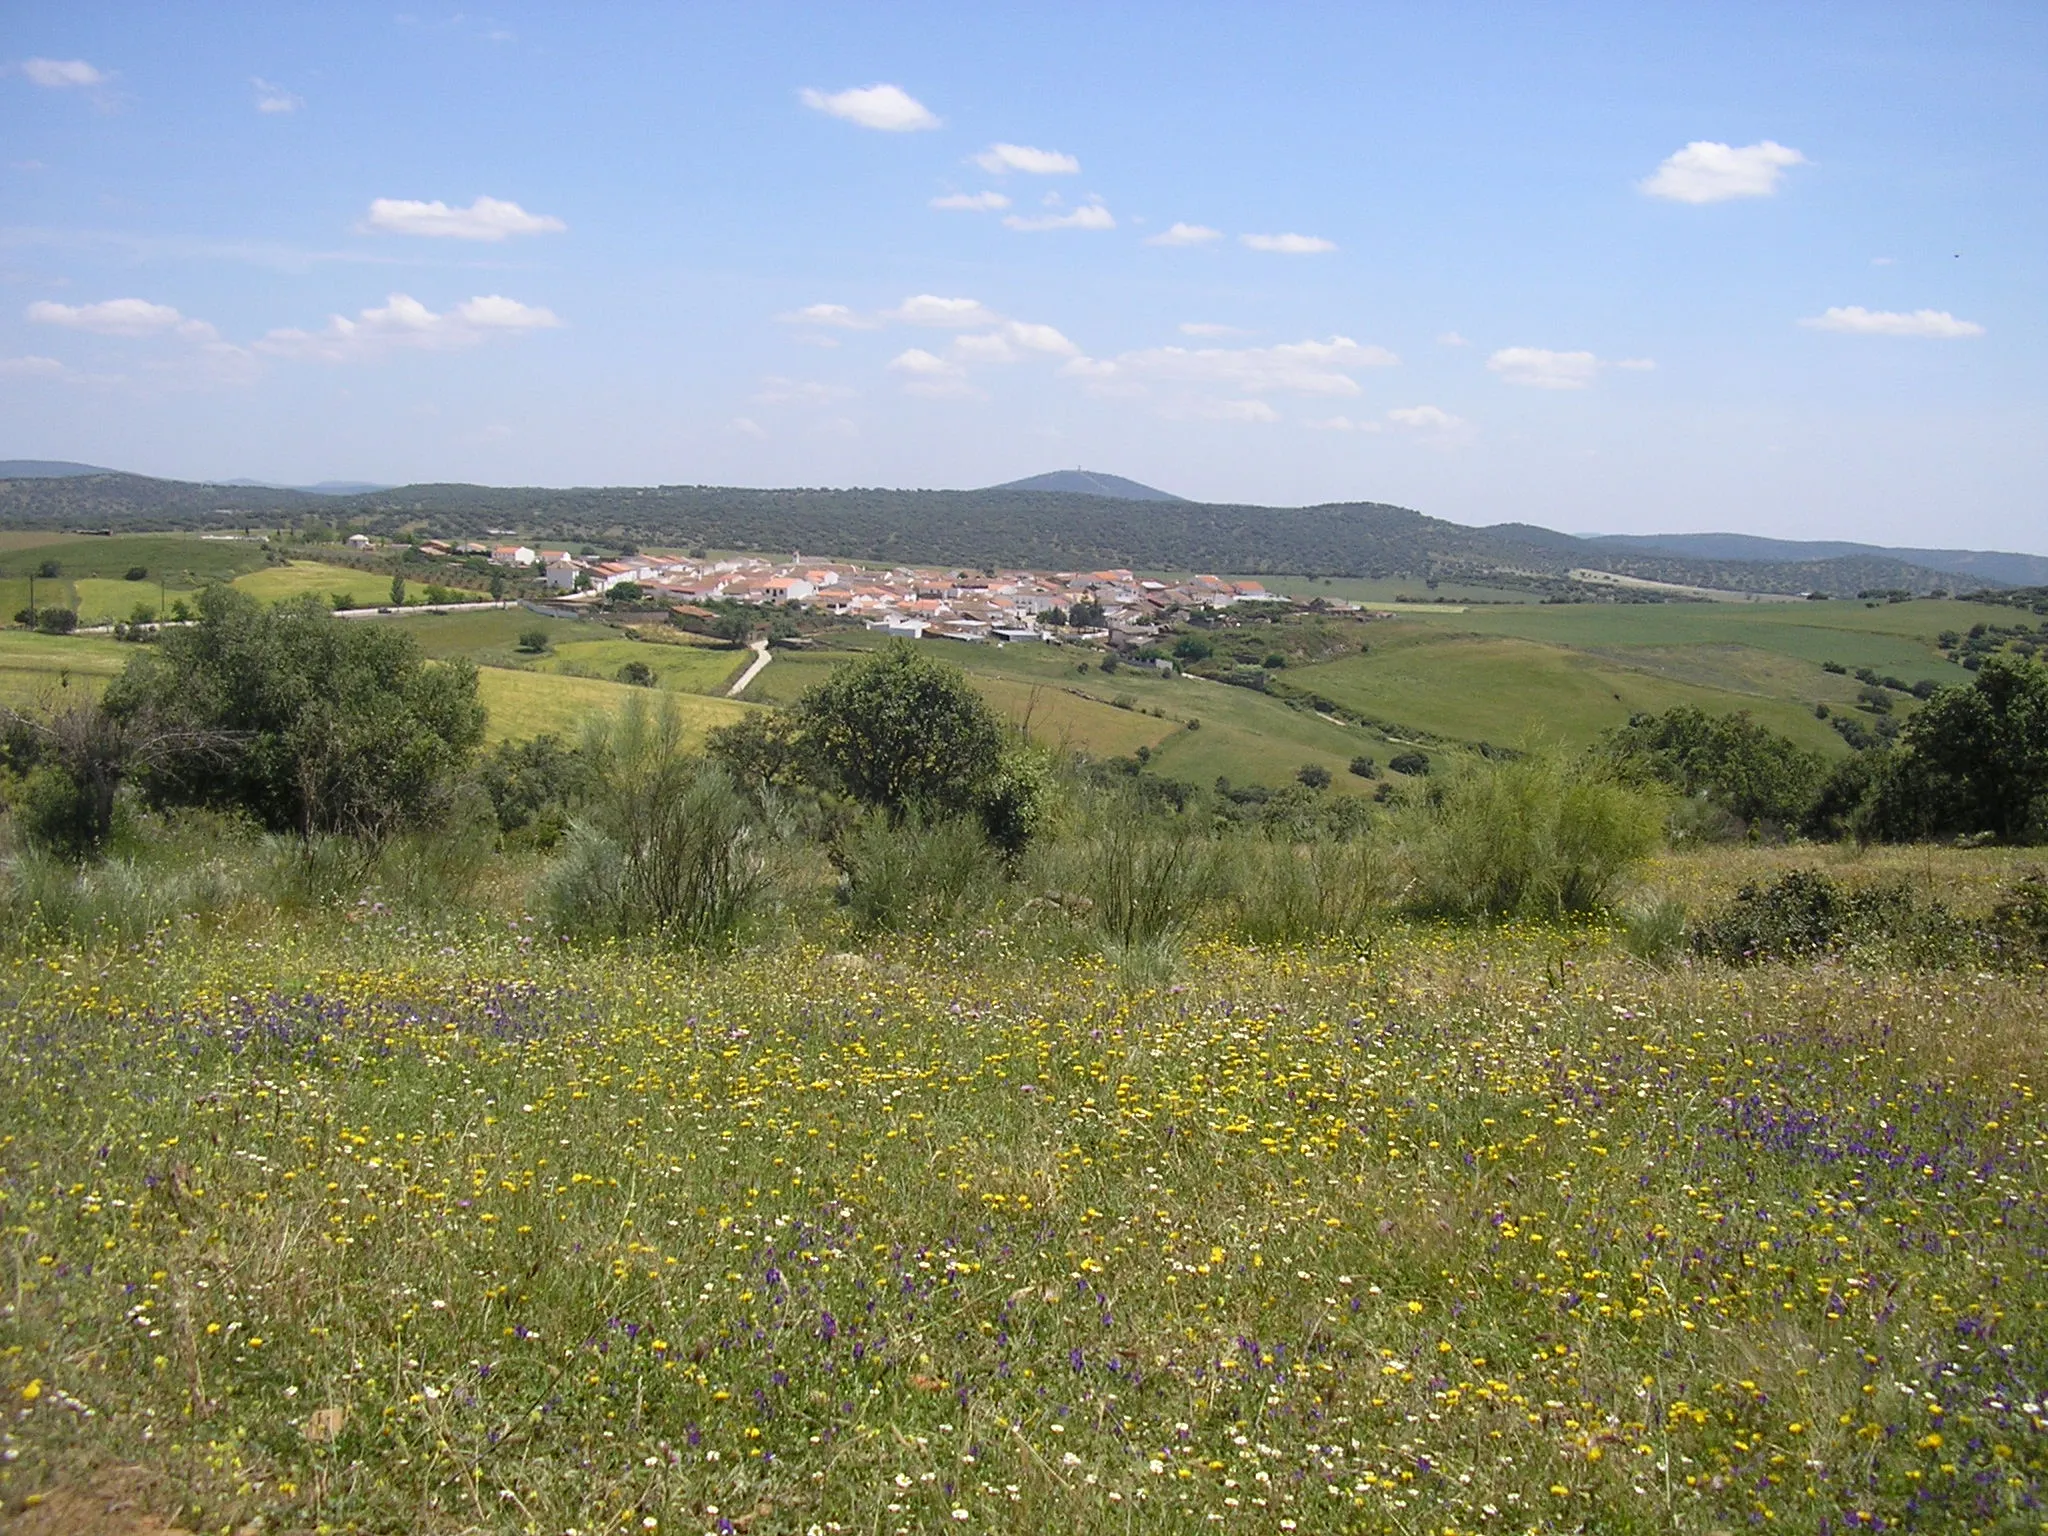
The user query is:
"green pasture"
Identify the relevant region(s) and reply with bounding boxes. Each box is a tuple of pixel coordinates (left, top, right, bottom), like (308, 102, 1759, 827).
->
(0, 629, 129, 707)
(373, 608, 585, 660)
(473, 665, 755, 746)
(535, 635, 750, 694)
(230, 560, 395, 609)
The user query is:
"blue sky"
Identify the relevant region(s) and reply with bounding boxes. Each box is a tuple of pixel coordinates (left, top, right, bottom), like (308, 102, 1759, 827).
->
(3, 3, 2042, 548)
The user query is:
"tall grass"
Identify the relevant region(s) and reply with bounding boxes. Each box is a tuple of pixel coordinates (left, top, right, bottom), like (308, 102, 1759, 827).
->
(1395, 750, 1665, 919)
(541, 694, 780, 946)
(1224, 829, 1399, 947)
(835, 812, 1004, 934)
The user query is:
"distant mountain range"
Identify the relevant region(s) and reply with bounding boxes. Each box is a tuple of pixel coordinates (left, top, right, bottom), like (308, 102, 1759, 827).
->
(0, 461, 387, 496)
(987, 469, 1185, 502)
(0, 462, 2039, 600)
(1584, 532, 2048, 592)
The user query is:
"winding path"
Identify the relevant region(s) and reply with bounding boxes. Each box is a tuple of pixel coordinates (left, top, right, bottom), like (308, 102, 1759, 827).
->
(726, 638, 773, 698)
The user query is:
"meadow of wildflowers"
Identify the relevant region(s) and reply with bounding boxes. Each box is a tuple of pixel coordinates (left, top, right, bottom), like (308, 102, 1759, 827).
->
(3, 877, 2046, 1534)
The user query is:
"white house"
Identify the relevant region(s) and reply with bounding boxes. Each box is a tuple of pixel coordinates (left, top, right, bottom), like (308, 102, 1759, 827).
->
(544, 557, 583, 592)
(344, 532, 374, 550)
(491, 545, 537, 567)
(868, 617, 929, 639)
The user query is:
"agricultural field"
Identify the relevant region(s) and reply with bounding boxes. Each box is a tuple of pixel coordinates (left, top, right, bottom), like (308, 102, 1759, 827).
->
(0, 629, 128, 707)
(3, 847, 2045, 1534)
(749, 634, 1397, 789)
(474, 666, 755, 745)
(230, 560, 399, 611)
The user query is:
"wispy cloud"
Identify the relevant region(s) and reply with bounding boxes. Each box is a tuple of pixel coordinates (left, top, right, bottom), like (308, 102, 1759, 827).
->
(884, 294, 1003, 328)
(1436, 331, 1469, 347)
(0, 354, 65, 377)
(21, 58, 107, 88)
(1146, 222, 1223, 247)
(28, 297, 217, 339)
(753, 376, 857, 405)
(1240, 232, 1336, 255)
(888, 346, 980, 398)
(1310, 404, 1474, 441)
(252, 77, 302, 114)
(1003, 201, 1114, 232)
(257, 292, 561, 362)
(1486, 346, 1653, 389)
(1179, 322, 1246, 337)
(363, 196, 566, 241)
(1799, 305, 1984, 338)
(1641, 140, 1806, 203)
(930, 190, 1011, 212)
(1065, 336, 1396, 398)
(973, 143, 1079, 175)
(776, 302, 880, 331)
(799, 84, 939, 132)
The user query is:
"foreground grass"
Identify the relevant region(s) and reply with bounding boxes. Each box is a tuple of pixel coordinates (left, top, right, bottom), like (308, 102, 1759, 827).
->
(2, 896, 2044, 1534)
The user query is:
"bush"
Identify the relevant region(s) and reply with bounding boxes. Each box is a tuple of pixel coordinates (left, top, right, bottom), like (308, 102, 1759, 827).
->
(107, 587, 486, 839)
(1296, 763, 1332, 790)
(1617, 896, 1689, 965)
(1225, 833, 1395, 947)
(1349, 755, 1379, 779)
(794, 643, 1006, 823)
(517, 628, 551, 654)
(35, 608, 78, 635)
(542, 696, 777, 947)
(1397, 753, 1664, 919)
(835, 814, 1003, 934)
(1388, 750, 1431, 776)
(477, 734, 591, 838)
(1601, 707, 1825, 829)
(1049, 797, 1218, 947)
(1689, 869, 1942, 964)
(124, 566, 149, 582)
(1859, 656, 2048, 843)
(617, 660, 655, 687)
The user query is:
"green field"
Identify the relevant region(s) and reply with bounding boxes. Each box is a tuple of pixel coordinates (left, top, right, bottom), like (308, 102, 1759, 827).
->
(4, 844, 2044, 1534)
(745, 635, 1395, 787)
(0, 629, 129, 707)
(536, 634, 750, 694)
(231, 560, 401, 610)
(474, 665, 755, 744)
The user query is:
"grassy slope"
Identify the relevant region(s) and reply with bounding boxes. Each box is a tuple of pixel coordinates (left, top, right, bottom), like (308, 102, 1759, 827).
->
(747, 636, 1391, 788)
(473, 666, 756, 745)
(0, 630, 129, 707)
(231, 560, 395, 609)
(533, 635, 750, 695)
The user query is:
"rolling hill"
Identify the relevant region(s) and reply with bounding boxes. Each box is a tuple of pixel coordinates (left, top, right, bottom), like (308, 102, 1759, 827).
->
(0, 467, 2018, 599)
(986, 469, 1185, 501)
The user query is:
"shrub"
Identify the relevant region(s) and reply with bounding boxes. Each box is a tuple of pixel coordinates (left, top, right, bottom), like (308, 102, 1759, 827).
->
(835, 813, 1003, 934)
(617, 660, 656, 687)
(1296, 764, 1332, 790)
(1859, 656, 2048, 844)
(1388, 750, 1431, 777)
(477, 734, 591, 837)
(1349, 755, 1379, 779)
(542, 696, 776, 947)
(794, 643, 1005, 822)
(107, 587, 486, 840)
(35, 608, 78, 635)
(1689, 869, 1944, 964)
(1601, 707, 1826, 829)
(1226, 833, 1396, 947)
(124, 566, 149, 582)
(1397, 753, 1663, 919)
(517, 628, 551, 653)
(1053, 798, 1218, 947)
(1617, 896, 1689, 965)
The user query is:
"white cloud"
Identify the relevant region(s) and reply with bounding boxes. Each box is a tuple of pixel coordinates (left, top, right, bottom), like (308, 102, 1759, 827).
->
(1068, 335, 1397, 397)
(252, 77, 301, 113)
(884, 294, 1002, 328)
(1436, 331, 1469, 347)
(1640, 140, 1806, 203)
(21, 58, 106, 88)
(930, 190, 1011, 212)
(730, 417, 768, 441)
(27, 297, 216, 340)
(1387, 405, 1473, 439)
(1798, 306, 1985, 338)
(1179, 322, 1247, 338)
(1241, 232, 1336, 254)
(799, 84, 939, 132)
(1613, 357, 1657, 370)
(973, 143, 1079, 175)
(1871, 256, 1897, 266)
(952, 321, 1080, 366)
(0, 355, 65, 377)
(1191, 399, 1279, 423)
(887, 347, 979, 398)
(776, 302, 879, 330)
(256, 292, 561, 362)
(1487, 347, 1606, 389)
(1003, 201, 1115, 232)
(362, 195, 566, 241)
(1146, 222, 1223, 247)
